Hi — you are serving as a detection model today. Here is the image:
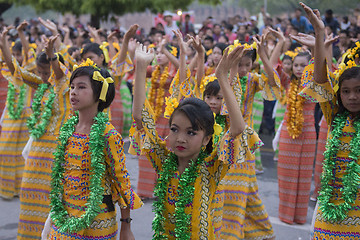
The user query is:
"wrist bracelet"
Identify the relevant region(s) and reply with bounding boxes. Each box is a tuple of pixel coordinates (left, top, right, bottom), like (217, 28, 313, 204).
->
(120, 217, 132, 223)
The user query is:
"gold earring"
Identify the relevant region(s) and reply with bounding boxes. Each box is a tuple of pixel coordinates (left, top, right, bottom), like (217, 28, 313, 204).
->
(201, 145, 206, 152)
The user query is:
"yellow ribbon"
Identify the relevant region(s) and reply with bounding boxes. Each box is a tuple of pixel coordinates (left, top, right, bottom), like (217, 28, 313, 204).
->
(92, 71, 114, 101)
(99, 42, 110, 63)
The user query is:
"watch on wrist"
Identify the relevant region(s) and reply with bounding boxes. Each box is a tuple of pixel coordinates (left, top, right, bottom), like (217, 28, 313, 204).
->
(120, 217, 132, 223)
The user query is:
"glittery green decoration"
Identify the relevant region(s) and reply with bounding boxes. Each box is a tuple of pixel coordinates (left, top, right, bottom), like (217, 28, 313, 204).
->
(6, 82, 26, 120)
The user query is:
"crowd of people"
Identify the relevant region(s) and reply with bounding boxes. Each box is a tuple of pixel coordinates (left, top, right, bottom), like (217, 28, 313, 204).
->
(0, 2, 359, 240)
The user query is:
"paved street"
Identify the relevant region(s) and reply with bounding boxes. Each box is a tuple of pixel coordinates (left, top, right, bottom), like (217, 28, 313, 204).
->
(0, 134, 315, 240)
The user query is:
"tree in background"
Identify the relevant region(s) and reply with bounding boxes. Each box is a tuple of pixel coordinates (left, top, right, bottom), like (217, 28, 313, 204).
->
(0, 0, 221, 27)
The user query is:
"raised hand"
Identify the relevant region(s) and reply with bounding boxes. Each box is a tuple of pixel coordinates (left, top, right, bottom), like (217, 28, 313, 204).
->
(268, 27, 285, 42)
(38, 17, 58, 34)
(44, 35, 59, 58)
(124, 24, 139, 42)
(135, 43, 155, 67)
(216, 46, 245, 79)
(188, 34, 204, 54)
(16, 21, 28, 32)
(173, 29, 186, 52)
(107, 31, 118, 44)
(324, 31, 339, 48)
(300, 2, 324, 32)
(290, 32, 315, 48)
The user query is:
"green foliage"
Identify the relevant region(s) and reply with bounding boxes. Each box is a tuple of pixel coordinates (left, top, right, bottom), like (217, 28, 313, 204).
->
(1, 0, 222, 19)
(235, 0, 359, 16)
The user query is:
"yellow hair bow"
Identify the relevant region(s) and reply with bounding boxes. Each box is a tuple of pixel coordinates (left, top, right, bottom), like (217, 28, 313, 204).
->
(164, 97, 179, 119)
(206, 49, 213, 56)
(227, 40, 257, 54)
(92, 71, 114, 101)
(99, 42, 110, 63)
(170, 46, 178, 57)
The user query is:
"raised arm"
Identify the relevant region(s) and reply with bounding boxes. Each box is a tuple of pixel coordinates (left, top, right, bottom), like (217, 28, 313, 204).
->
(87, 25, 102, 44)
(16, 21, 30, 61)
(189, 35, 205, 88)
(173, 29, 187, 85)
(268, 28, 285, 66)
(158, 37, 180, 69)
(44, 35, 64, 80)
(118, 24, 138, 65)
(300, 2, 327, 84)
(0, 27, 15, 74)
(133, 44, 155, 129)
(253, 34, 277, 87)
(215, 46, 246, 136)
(38, 17, 61, 51)
(107, 31, 118, 60)
(59, 25, 72, 46)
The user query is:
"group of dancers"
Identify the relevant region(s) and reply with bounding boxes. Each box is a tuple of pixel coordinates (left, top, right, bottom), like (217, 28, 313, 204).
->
(0, 2, 359, 240)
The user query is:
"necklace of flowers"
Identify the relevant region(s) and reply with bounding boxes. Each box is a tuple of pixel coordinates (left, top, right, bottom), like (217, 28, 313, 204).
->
(50, 111, 108, 233)
(240, 75, 248, 106)
(148, 65, 169, 120)
(6, 82, 26, 120)
(27, 83, 56, 139)
(286, 79, 305, 139)
(318, 112, 360, 222)
(152, 150, 207, 240)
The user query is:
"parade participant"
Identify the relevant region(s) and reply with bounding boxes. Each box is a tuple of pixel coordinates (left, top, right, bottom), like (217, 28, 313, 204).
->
(130, 43, 257, 239)
(299, 3, 360, 238)
(0, 26, 33, 200)
(41, 61, 142, 239)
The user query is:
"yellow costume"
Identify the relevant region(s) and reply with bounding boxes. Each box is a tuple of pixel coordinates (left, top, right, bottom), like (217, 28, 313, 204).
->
(49, 123, 142, 239)
(129, 99, 261, 239)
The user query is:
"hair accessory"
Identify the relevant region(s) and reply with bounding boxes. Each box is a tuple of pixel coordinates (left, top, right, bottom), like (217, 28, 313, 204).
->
(92, 71, 114, 101)
(148, 44, 155, 49)
(73, 58, 99, 71)
(227, 40, 256, 54)
(284, 50, 297, 60)
(333, 59, 356, 93)
(164, 97, 179, 119)
(170, 46, 178, 57)
(99, 42, 110, 63)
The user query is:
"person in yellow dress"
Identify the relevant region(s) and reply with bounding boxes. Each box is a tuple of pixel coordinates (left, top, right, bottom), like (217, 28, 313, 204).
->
(130, 40, 260, 239)
(299, 3, 360, 239)
(40, 60, 142, 239)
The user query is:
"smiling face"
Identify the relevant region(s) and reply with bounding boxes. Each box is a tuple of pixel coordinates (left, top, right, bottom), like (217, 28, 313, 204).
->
(70, 75, 98, 112)
(340, 78, 360, 115)
(292, 55, 308, 79)
(168, 111, 211, 162)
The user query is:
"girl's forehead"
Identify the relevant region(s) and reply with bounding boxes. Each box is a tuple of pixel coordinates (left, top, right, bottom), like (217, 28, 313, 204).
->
(293, 55, 309, 64)
(341, 77, 360, 87)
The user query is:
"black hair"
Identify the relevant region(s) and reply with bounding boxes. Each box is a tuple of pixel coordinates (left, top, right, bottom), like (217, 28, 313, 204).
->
(170, 97, 214, 154)
(213, 42, 228, 52)
(244, 49, 257, 63)
(283, 54, 293, 62)
(225, 23, 233, 32)
(81, 43, 107, 67)
(204, 36, 214, 43)
(203, 79, 220, 97)
(69, 66, 115, 112)
(68, 46, 80, 55)
(12, 41, 22, 52)
(293, 51, 311, 62)
(36, 52, 50, 67)
(219, 35, 229, 43)
(335, 67, 360, 122)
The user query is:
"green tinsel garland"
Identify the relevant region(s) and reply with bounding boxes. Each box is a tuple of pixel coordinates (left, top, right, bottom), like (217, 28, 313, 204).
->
(6, 83, 26, 120)
(240, 75, 248, 106)
(26, 83, 56, 139)
(318, 112, 360, 222)
(213, 114, 226, 146)
(50, 111, 108, 233)
(152, 151, 207, 240)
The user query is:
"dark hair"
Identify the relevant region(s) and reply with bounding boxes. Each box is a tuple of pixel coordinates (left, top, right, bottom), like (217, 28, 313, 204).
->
(170, 97, 214, 154)
(244, 48, 257, 63)
(36, 52, 50, 67)
(225, 23, 233, 32)
(69, 66, 115, 112)
(204, 35, 214, 43)
(12, 41, 22, 52)
(203, 79, 220, 97)
(68, 46, 79, 55)
(335, 67, 360, 121)
(282, 54, 293, 62)
(81, 43, 107, 67)
(293, 51, 311, 62)
(213, 42, 228, 52)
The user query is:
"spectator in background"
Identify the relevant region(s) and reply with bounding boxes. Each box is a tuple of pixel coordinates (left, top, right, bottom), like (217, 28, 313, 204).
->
(224, 23, 237, 43)
(259, 17, 273, 35)
(323, 9, 340, 35)
(257, 6, 270, 30)
(291, 8, 310, 33)
(341, 16, 351, 30)
(249, 16, 259, 35)
(203, 35, 214, 51)
(212, 23, 222, 42)
(163, 11, 179, 39)
(181, 14, 194, 35)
